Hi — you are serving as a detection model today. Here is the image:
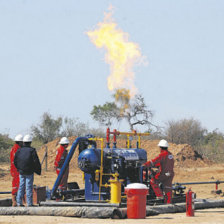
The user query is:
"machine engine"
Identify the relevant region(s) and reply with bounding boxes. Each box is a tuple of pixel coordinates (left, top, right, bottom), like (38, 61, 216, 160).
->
(78, 140, 147, 201)
(51, 130, 186, 204)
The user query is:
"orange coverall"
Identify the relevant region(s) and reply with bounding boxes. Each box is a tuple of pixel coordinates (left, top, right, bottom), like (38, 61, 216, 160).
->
(144, 149, 174, 203)
(54, 145, 69, 190)
(10, 143, 20, 195)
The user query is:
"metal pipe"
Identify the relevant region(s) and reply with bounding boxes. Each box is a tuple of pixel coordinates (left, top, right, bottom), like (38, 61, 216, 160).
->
(106, 127, 110, 148)
(51, 137, 88, 198)
(113, 129, 117, 148)
(116, 130, 150, 136)
(45, 145, 48, 171)
(40, 201, 120, 207)
(99, 138, 104, 201)
(88, 137, 104, 201)
(60, 189, 85, 196)
(174, 181, 224, 185)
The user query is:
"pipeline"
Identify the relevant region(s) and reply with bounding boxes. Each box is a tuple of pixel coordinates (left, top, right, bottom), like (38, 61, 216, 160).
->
(113, 199, 224, 218)
(174, 181, 224, 185)
(1, 199, 224, 218)
(0, 206, 117, 218)
(51, 137, 88, 198)
(40, 201, 120, 207)
(174, 181, 224, 191)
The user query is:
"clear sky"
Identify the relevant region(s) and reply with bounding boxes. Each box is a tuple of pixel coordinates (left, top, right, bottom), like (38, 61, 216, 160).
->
(0, 0, 224, 138)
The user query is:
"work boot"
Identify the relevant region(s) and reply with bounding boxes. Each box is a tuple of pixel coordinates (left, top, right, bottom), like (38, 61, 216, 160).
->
(12, 194, 17, 207)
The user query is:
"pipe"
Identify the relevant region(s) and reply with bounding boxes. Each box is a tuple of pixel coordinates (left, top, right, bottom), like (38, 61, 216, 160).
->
(59, 189, 85, 196)
(51, 137, 88, 198)
(40, 201, 120, 207)
(113, 199, 224, 219)
(174, 181, 224, 185)
(1, 199, 224, 218)
(106, 127, 110, 148)
(0, 206, 117, 218)
(113, 129, 117, 148)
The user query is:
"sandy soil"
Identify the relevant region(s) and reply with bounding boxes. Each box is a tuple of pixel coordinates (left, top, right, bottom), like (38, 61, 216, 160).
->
(1, 164, 224, 223)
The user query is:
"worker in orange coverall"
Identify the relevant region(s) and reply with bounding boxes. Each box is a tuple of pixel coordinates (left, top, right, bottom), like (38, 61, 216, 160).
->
(10, 134, 23, 206)
(143, 139, 174, 204)
(54, 137, 70, 191)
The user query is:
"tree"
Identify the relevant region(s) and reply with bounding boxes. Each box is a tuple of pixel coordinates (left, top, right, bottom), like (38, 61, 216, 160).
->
(61, 117, 90, 137)
(0, 134, 13, 150)
(31, 112, 105, 143)
(203, 129, 224, 145)
(165, 118, 206, 146)
(120, 94, 154, 131)
(198, 130, 224, 162)
(31, 112, 62, 143)
(91, 88, 154, 131)
(0, 134, 14, 162)
(90, 102, 120, 127)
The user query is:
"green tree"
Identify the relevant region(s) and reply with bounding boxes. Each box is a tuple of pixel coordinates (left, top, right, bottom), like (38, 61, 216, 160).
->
(0, 134, 14, 162)
(90, 102, 120, 127)
(91, 88, 154, 131)
(31, 112, 62, 143)
(198, 130, 224, 162)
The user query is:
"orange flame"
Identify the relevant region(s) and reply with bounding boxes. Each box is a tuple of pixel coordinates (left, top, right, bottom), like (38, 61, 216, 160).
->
(87, 8, 143, 97)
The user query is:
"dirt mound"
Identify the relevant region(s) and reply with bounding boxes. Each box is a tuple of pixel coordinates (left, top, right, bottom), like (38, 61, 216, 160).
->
(37, 137, 211, 171)
(174, 144, 212, 167)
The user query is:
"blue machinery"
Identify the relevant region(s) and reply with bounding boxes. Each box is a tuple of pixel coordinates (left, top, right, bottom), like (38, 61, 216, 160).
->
(51, 129, 150, 203)
(51, 129, 192, 204)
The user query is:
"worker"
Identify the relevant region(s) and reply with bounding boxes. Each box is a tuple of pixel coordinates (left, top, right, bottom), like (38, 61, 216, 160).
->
(54, 137, 70, 191)
(10, 134, 23, 206)
(143, 139, 174, 203)
(14, 134, 41, 206)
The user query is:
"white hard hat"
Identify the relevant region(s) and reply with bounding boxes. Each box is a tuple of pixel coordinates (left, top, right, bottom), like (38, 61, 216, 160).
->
(14, 134, 23, 142)
(59, 137, 69, 145)
(158, 139, 169, 148)
(23, 134, 32, 142)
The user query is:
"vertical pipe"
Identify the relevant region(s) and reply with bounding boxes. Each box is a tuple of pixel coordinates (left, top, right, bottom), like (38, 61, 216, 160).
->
(106, 128, 110, 148)
(138, 136, 141, 148)
(45, 146, 48, 171)
(99, 138, 104, 201)
(127, 135, 130, 148)
(113, 129, 117, 148)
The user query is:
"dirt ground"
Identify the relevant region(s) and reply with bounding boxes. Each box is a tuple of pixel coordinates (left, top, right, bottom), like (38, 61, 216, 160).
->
(1, 164, 224, 223)
(1, 138, 224, 223)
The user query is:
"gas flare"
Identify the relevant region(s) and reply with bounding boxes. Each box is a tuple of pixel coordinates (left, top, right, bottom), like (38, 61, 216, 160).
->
(87, 8, 143, 97)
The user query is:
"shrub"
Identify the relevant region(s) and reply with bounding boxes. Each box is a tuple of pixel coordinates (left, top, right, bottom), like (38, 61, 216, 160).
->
(0, 134, 14, 162)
